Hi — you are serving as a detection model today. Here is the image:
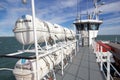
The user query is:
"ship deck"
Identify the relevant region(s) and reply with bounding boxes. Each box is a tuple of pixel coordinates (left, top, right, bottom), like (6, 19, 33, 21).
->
(56, 46, 105, 80)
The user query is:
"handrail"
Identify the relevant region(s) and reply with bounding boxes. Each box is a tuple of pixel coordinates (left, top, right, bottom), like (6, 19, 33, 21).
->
(110, 63, 120, 76)
(0, 68, 13, 71)
(0, 40, 76, 59)
(92, 40, 120, 80)
(102, 60, 113, 80)
(38, 41, 76, 58)
(97, 41, 112, 52)
(96, 41, 120, 60)
(0, 54, 36, 59)
(103, 63, 107, 78)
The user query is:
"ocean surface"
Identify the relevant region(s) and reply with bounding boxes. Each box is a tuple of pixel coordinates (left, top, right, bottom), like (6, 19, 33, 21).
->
(96, 35, 120, 42)
(0, 35, 120, 80)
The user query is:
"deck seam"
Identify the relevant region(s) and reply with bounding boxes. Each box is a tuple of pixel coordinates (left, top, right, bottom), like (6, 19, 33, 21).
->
(88, 47, 90, 80)
(75, 47, 85, 80)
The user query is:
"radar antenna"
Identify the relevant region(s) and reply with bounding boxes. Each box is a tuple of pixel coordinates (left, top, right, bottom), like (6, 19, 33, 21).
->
(76, 0, 80, 20)
(92, 0, 105, 20)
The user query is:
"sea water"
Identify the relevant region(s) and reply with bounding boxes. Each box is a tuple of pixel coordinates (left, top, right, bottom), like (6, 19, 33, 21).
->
(0, 37, 22, 80)
(0, 35, 120, 80)
(96, 35, 120, 42)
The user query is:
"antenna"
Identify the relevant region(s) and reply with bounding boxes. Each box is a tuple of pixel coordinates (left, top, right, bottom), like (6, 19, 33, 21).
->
(87, 0, 89, 18)
(76, 0, 80, 20)
(92, 0, 105, 20)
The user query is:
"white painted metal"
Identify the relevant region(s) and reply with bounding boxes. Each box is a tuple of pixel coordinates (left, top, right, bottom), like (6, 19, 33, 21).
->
(13, 41, 76, 80)
(74, 19, 102, 23)
(12, 1, 75, 80)
(6, 51, 24, 56)
(74, 25, 77, 56)
(0, 68, 13, 71)
(31, 0, 39, 80)
(89, 30, 98, 45)
(107, 53, 110, 80)
(74, 19, 102, 46)
(100, 46, 103, 71)
(61, 45, 64, 75)
(91, 40, 120, 80)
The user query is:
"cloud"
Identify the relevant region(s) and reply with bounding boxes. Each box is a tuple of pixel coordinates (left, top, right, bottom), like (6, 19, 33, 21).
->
(80, 1, 120, 15)
(103, 17, 120, 25)
(95, 1, 120, 35)
(98, 21, 120, 35)
(0, 0, 32, 36)
(98, 25, 120, 35)
(58, 0, 78, 8)
(0, 0, 120, 36)
(100, 1, 120, 14)
(36, 0, 79, 24)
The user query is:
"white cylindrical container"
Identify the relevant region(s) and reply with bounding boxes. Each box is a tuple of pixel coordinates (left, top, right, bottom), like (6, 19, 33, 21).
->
(13, 55, 55, 80)
(13, 41, 75, 80)
(13, 15, 49, 45)
(13, 15, 74, 45)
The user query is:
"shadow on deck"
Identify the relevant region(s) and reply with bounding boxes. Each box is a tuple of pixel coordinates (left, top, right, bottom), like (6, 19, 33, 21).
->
(56, 46, 105, 80)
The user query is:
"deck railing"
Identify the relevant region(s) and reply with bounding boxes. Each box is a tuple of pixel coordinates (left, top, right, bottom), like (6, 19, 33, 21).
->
(92, 40, 120, 80)
(0, 40, 77, 80)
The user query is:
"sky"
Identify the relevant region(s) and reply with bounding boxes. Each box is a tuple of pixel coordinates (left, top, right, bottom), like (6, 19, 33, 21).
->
(0, 0, 120, 36)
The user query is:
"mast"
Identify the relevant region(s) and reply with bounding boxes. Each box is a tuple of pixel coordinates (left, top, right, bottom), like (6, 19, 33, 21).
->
(74, 0, 104, 46)
(93, 0, 105, 20)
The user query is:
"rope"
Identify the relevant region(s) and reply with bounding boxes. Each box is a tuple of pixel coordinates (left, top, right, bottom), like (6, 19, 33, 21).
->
(42, 57, 50, 69)
(48, 55, 55, 67)
(43, 21, 55, 45)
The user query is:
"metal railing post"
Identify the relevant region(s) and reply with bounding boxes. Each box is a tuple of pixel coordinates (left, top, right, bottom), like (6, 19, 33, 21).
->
(95, 41, 97, 53)
(31, 0, 40, 80)
(70, 44, 73, 62)
(93, 41, 95, 53)
(75, 40, 77, 56)
(107, 53, 110, 80)
(61, 45, 64, 75)
(100, 46, 103, 71)
(97, 43, 100, 61)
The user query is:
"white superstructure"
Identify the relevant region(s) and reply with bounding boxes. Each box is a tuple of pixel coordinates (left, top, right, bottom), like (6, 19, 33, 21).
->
(74, 19, 102, 46)
(74, 0, 103, 46)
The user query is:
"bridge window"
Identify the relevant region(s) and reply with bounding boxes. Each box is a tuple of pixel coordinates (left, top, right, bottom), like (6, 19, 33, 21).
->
(89, 24, 99, 30)
(76, 24, 82, 30)
(83, 24, 88, 31)
(76, 24, 89, 31)
(23, 20, 31, 22)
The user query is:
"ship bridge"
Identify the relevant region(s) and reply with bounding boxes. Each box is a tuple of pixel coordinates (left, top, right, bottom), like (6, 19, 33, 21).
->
(74, 19, 102, 46)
